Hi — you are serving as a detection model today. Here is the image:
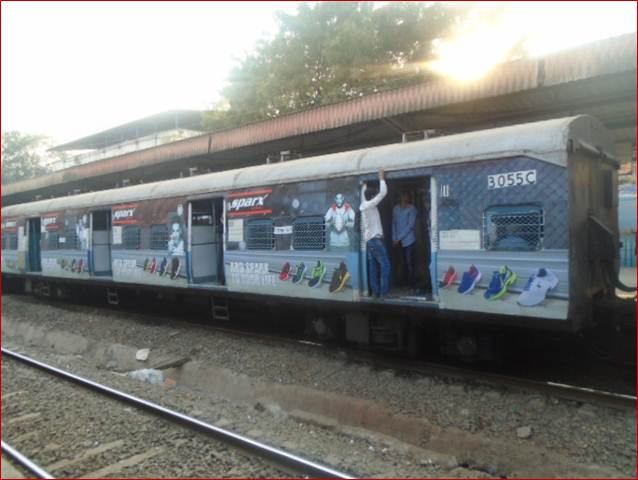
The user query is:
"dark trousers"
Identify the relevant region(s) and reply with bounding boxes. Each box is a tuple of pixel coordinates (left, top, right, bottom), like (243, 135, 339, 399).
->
(400, 242, 416, 288)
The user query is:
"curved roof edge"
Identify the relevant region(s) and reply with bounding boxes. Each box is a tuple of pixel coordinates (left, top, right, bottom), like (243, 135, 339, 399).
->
(2, 116, 608, 217)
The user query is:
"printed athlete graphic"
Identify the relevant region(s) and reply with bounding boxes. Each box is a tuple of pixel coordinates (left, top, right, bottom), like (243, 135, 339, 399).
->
(324, 193, 355, 249)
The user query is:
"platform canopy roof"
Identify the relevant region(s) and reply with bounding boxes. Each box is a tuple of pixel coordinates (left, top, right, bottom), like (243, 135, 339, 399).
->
(50, 110, 205, 151)
(3, 32, 635, 206)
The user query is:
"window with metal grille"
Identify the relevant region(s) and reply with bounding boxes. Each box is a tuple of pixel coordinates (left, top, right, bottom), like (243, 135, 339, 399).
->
(123, 226, 141, 250)
(150, 224, 168, 250)
(1, 235, 6, 250)
(64, 229, 79, 249)
(292, 216, 325, 250)
(246, 219, 274, 250)
(483, 205, 544, 251)
(192, 213, 213, 225)
(45, 233, 59, 250)
(7, 233, 18, 250)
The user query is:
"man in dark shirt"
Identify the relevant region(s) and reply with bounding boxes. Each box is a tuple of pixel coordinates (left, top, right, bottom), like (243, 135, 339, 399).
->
(392, 192, 418, 289)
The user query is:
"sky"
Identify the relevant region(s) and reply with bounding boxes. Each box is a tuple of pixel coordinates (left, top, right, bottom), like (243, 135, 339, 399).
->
(2, 1, 636, 147)
(1, 1, 300, 145)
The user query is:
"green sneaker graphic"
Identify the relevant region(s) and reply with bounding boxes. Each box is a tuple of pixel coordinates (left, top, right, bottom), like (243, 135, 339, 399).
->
(308, 261, 326, 288)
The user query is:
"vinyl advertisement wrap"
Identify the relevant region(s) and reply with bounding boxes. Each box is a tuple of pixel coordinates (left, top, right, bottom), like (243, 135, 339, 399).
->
(434, 157, 569, 320)
(111, 197, 188, 287)
(224, 178, 362, 301)
(40, 209, 91, 278)
(1, 216, 22, 273)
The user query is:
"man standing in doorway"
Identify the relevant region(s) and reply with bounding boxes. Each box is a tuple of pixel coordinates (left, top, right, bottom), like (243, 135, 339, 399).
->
(392, 192, 418, 290)
(360, 169, 390, 299)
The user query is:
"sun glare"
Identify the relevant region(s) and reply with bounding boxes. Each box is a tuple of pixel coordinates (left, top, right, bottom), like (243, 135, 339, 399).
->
(428, 1, 637, 83)
(428, 22, 517, 82)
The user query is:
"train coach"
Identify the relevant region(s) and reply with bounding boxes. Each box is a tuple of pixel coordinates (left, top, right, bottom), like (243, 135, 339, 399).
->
(1, 116, 633, 357)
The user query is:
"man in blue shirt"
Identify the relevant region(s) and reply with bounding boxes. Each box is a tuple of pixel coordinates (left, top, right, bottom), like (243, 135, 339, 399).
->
(392, 192, 418, 290)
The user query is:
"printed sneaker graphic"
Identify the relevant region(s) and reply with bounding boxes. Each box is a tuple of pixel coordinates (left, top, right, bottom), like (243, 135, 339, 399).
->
(439, 266, 458, 288)
(292, 262, 306, 284)
(143, 258, 150, 272)
(308, 261, 327, 288)
(279, 262, 292, 281)
(159, 257, 168, 276)
(484, 265, 518, 300)
(149, 258, 157, 274)
(76, 259, 84, 273)
(457, 265, 481, 295)
(329, 262, 351, 293)
(70, 259, 76, 272)
(517, 268, 559, 307)
(170, 258, 181, 280)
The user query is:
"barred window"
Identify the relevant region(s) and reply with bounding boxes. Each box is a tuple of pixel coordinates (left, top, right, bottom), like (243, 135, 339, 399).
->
(123, 226, 141, 250)
(293, 216, 325, 250)
(46, 232, 60, 250)
(483, 205, 544, 251)
(150, 224, 168, 250)
(246, 219, 274, 250)
(64, 229, 79, 249)
(192, 213, 213, 225)
(7, 233, 18, 250)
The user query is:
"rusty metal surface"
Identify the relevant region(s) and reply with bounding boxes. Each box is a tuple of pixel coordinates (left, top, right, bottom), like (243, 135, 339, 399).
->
(544, 33, 636, 86)
(3, 32, 635, 199)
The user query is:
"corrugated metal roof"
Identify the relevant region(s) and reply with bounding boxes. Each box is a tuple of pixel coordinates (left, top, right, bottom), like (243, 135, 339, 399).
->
(50, 110, 204, 151)
(3, 32, 635, 199)
(1, 116, 611, 217)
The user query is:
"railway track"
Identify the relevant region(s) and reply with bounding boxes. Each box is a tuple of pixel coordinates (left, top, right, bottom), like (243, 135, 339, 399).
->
(201, 323, 637, 412)
(2, 441, 53, 479)
(1, 348, 355, 479)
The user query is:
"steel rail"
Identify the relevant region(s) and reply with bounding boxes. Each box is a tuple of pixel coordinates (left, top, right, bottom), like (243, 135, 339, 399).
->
(405, 361, 637, 412)
(202, 324, 637, 412)
(2, 348, 355, 479)
(1, 441, 54, 479)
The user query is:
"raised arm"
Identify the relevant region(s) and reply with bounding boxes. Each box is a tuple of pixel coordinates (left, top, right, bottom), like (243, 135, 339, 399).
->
(368, 180, 387, 207)
(359, 170, 387, 210)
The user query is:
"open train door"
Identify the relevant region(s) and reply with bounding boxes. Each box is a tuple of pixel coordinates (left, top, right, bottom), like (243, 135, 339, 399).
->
(26, 218, 41, 272)
(188, 198, 225, 285)
(90, 210, 112, 276)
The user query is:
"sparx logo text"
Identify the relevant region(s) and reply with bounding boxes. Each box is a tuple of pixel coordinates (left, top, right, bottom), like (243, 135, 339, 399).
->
(227, 194, 269, 211)
(42, 217, 58, 228)
(113, 208, 136, 220)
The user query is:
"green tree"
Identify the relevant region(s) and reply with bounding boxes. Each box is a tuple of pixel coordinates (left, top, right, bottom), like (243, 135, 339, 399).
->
(1, 131, 51, 184)
(204, 2, 470, 130)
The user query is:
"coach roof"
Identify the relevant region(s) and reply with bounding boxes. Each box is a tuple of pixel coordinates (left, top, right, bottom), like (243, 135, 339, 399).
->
(2, 115, 611, 218)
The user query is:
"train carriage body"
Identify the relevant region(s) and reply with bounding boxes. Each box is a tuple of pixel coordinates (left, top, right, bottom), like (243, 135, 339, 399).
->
(1, 116, 620, 333)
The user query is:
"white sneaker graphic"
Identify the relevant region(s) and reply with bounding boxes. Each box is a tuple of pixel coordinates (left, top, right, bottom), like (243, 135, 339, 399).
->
(517, 268, 559, 307)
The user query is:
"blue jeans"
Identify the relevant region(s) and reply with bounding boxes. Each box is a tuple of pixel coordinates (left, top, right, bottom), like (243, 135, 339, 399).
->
(367, 237, 391, 296)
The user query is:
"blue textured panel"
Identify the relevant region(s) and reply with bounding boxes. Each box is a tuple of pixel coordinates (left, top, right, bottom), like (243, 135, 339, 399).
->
(435, 157, 568, 249)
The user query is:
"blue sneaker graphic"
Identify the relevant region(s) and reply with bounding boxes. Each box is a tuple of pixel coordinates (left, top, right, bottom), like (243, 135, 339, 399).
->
(484, 266, 517, 300)
(457, 265, 481, 295)
(484, 270, 504, 299)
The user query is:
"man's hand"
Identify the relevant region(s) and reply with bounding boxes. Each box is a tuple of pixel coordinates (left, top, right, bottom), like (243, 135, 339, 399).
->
(378, 169, 385, 180)
(393, 240, 399, 247)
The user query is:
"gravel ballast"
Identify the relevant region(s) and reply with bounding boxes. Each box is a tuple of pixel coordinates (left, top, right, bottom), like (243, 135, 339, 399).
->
(2, 293, 635, 477)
